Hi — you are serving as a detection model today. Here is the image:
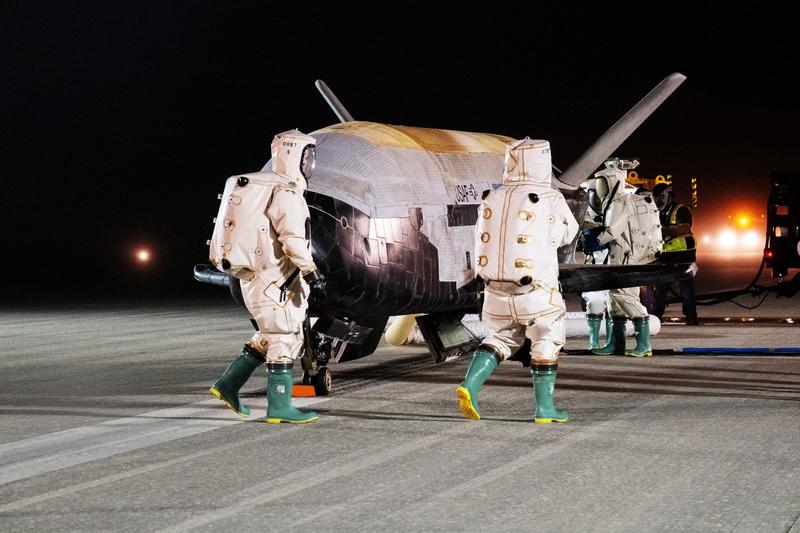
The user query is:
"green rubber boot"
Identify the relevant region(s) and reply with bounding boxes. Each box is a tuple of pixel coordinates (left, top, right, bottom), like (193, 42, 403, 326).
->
(625, 316, 653, 357)
(210, 345, 264, 417)
(265, 362, 318, 424)
(456, 347, 501, 420)
(532, 363, 569, 423)
(587, 313, 604, 350)
(592, 316, 627, 355)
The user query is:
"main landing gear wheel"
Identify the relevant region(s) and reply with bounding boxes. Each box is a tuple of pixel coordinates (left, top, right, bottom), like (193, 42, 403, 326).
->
(314, 366, 332, 396)
(301, 366, 332, 396)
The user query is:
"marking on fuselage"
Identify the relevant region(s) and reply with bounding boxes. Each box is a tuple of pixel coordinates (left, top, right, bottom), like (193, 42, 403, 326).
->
(446, 204, 480, 227)
(454, 183, 481, 204)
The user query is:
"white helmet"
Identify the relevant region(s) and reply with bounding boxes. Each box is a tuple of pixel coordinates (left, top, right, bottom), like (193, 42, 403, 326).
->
(270, 129, 317, 182)
(502, 138, 552, 185)
(593, 166, 626, 201)
(581, 178, 604, 214)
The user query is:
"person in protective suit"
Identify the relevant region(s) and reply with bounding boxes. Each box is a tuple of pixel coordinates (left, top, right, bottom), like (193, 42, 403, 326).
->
(590, 165, 654, 357)
(209, 129, 326, 424)
(649, 183, 698, 325)
(580, 179, 611, 350)
(457, 138, 578, 424)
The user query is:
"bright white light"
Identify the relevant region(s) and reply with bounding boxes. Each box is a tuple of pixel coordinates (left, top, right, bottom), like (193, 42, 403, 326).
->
(702, 235, 711, 243)
(135, 249, 151, 263)
(718, 230, 736, 249)
(742, 230, 760, 248)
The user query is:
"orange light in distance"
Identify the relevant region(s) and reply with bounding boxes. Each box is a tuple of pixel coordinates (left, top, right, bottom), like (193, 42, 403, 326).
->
(738, 215, 750, 227)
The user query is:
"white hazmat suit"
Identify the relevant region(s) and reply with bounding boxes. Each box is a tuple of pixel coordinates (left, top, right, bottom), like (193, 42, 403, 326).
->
(456, 138, 578, 424)
(208, 129, 323, 423)
(595, 166, 657, 318)
(592, 164, 662, 357)
(211, 129, 322, 363)
(474, 138, 579, 363)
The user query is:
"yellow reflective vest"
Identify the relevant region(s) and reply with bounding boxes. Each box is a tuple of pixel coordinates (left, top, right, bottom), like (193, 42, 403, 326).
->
(661, 203, 696, 253)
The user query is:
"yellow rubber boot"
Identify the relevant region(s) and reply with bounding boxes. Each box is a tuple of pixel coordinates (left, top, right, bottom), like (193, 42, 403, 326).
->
(532, 363, 569, 424)
(592, 316, 627, 355)
(456, 347, 500, 420)
(265, 362, 318, 424)
(210, 346, 264, 417)
(625, 316, 653, 357)
(587, 313, 604, 350)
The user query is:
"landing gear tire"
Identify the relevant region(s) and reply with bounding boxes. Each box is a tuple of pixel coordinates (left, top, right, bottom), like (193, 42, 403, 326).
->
(313, 366, 332, 396)
(302, 371, 312, 386)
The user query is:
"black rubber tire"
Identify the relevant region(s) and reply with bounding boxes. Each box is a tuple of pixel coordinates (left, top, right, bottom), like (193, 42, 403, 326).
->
(313, 366, 332, 396)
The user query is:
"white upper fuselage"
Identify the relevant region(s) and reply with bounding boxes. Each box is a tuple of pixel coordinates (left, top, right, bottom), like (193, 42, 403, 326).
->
(306, 121, 512, 217)
(261, 121, 584, 288)
(263, 121, 520, 287)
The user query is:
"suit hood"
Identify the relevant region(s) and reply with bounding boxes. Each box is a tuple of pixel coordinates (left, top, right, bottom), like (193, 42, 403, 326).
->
(270, 129, 316, 191)
(593, 166, 626, 208)
(502, 138, 552, 185)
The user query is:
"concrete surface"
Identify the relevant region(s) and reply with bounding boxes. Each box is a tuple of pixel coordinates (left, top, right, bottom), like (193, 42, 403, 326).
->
(1, 298, 799, 532)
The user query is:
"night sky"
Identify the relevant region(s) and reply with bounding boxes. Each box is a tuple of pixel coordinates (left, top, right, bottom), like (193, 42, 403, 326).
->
(3, 3, 798, 300)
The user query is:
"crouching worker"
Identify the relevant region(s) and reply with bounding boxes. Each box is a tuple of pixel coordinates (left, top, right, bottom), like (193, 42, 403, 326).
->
(208, 129, 326, 423)
(457, 138, 578, 423)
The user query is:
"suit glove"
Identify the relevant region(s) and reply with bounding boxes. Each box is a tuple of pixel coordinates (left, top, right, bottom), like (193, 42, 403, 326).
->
(582, 227, 608, 253)
(303, 269, 327, 302)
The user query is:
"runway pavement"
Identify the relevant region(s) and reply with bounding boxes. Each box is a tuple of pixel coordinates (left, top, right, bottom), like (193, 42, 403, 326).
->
(1, 298, 799, 532)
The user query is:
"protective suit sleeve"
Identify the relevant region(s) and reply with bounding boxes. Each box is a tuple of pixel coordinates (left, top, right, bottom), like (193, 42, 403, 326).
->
(267, 188, 317, 274)
(557, 196, 579, 247)
(597, 200, 629, 245)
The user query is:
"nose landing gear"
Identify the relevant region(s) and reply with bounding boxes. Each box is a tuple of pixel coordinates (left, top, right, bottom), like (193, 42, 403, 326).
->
(302, 365, 332, 396)
(298, 318, 334, 396)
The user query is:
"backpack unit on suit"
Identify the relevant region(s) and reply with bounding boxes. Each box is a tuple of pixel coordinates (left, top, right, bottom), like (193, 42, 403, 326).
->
(209, 172, 288, 281)
(621, 193, 663, 264)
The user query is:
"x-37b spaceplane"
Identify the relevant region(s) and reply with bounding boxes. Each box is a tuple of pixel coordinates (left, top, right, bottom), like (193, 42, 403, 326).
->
(195, 74, 691, 393)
